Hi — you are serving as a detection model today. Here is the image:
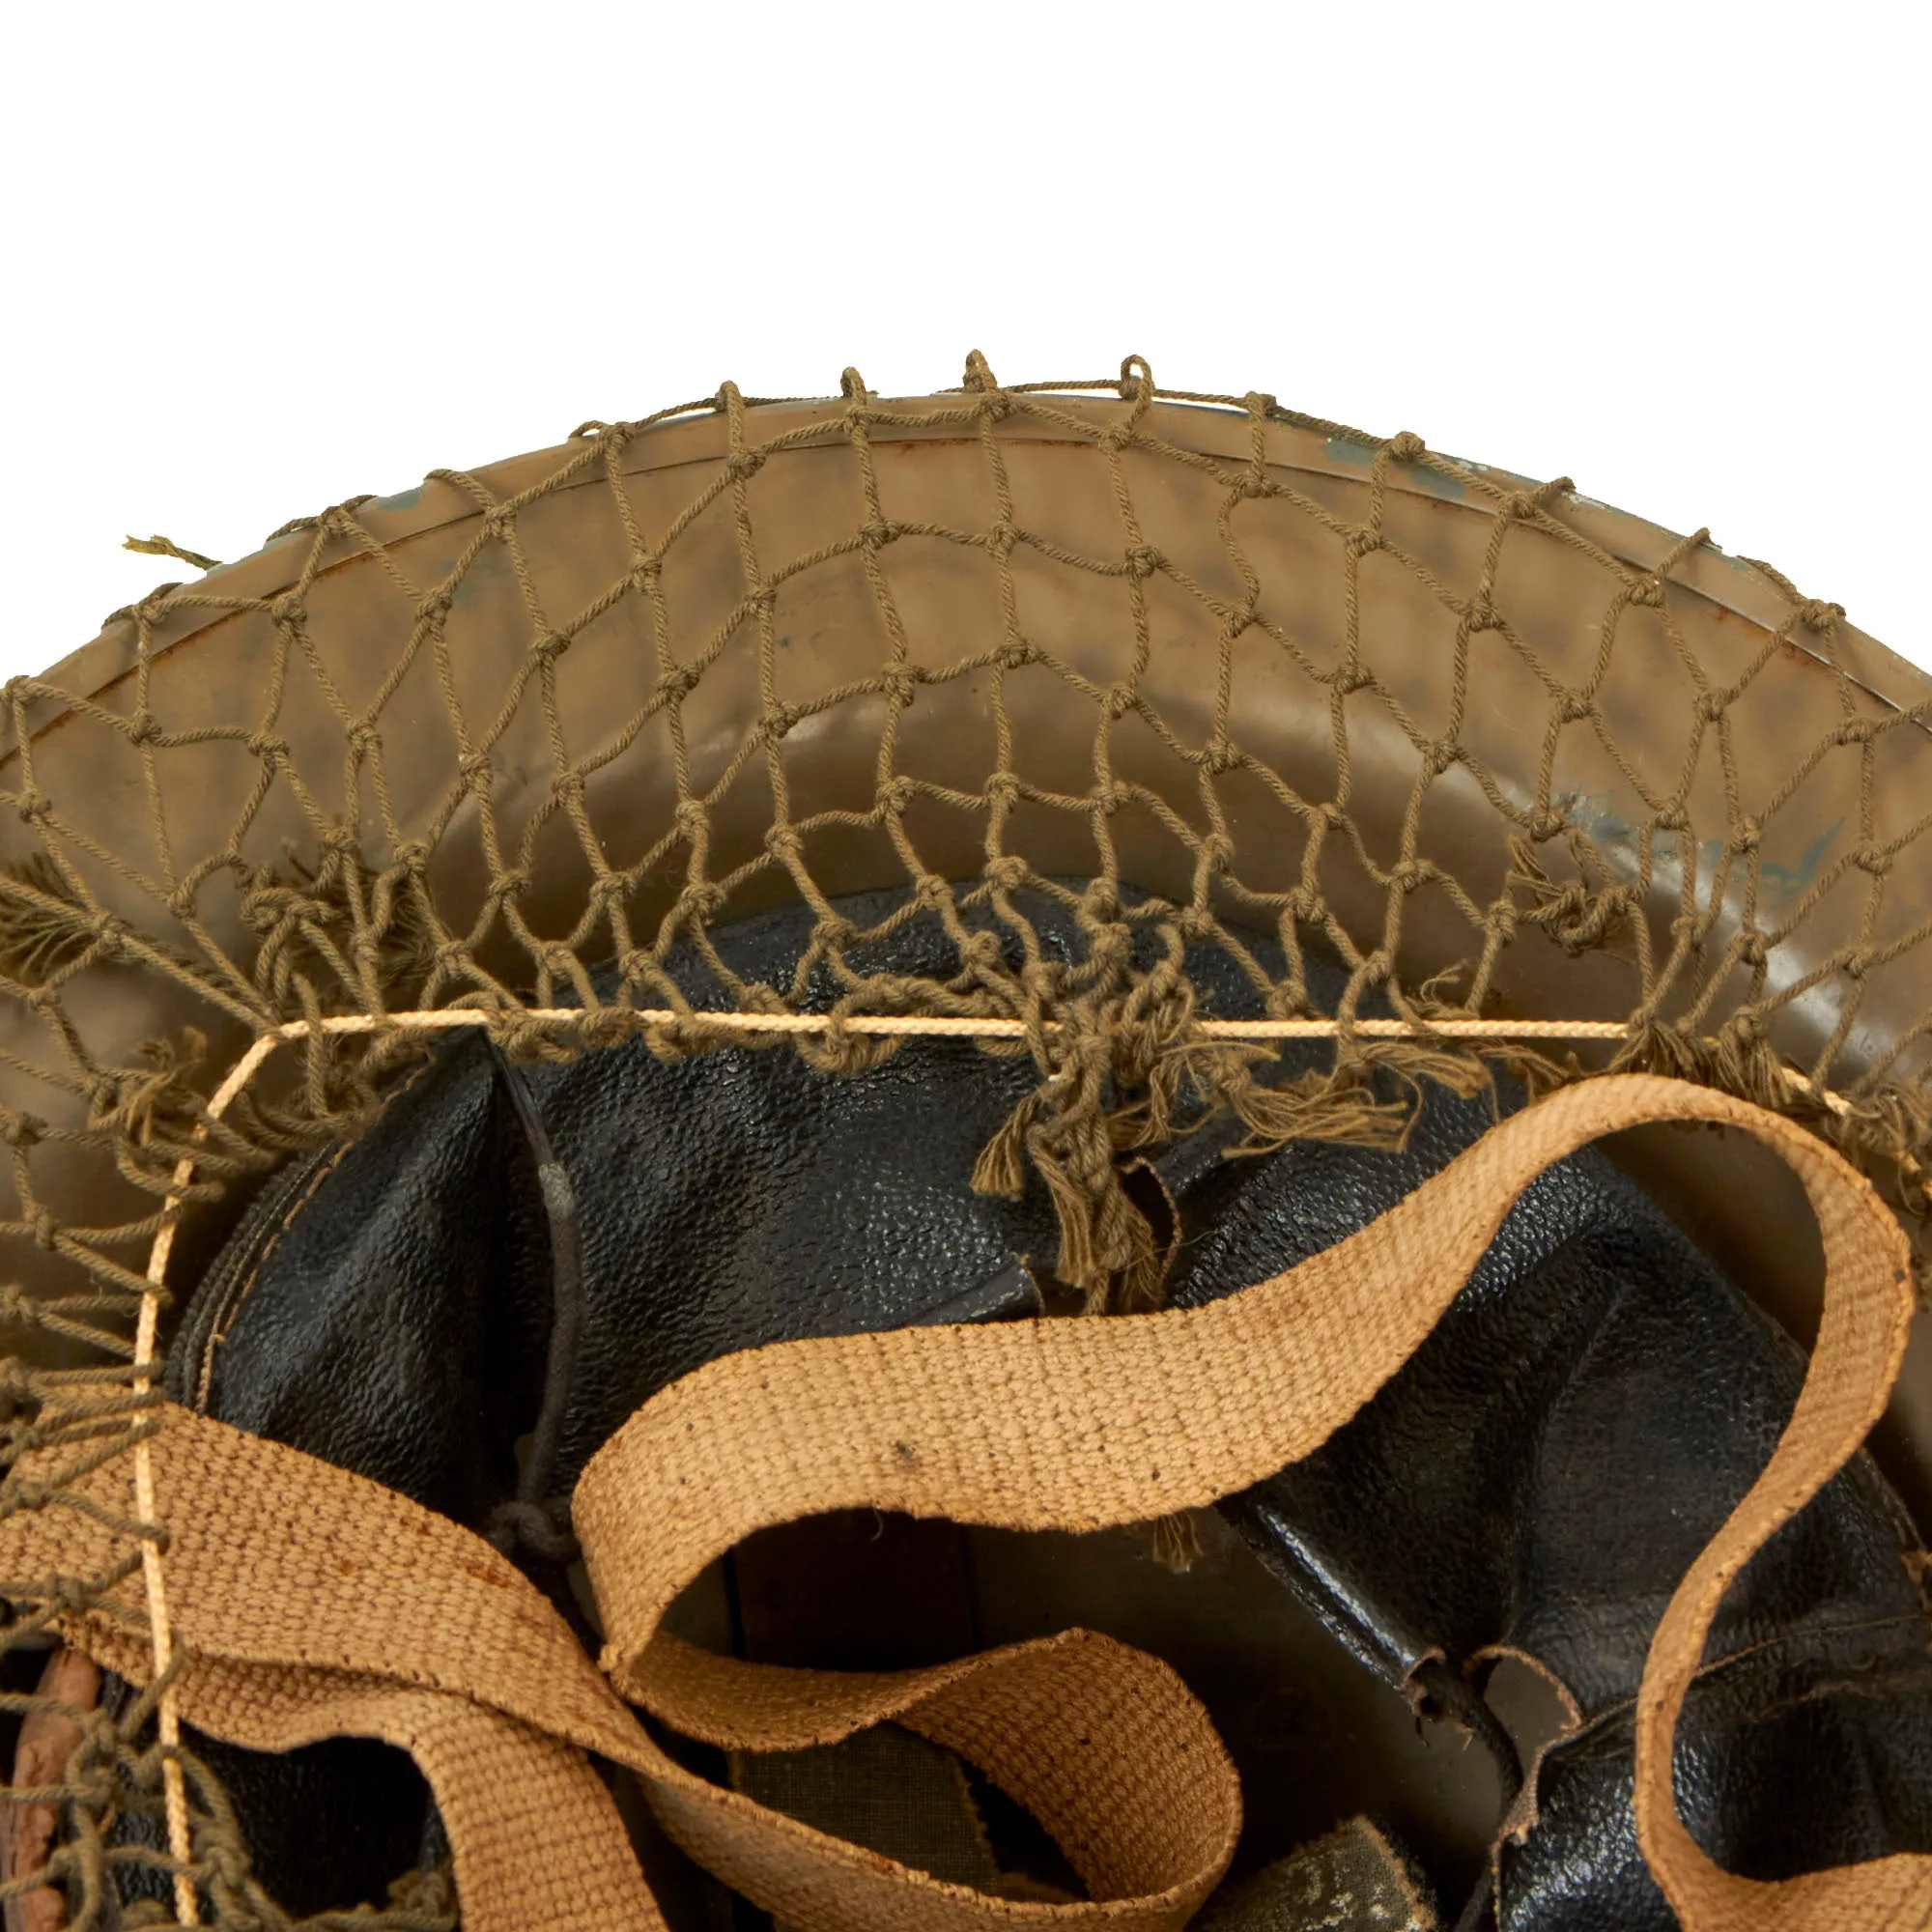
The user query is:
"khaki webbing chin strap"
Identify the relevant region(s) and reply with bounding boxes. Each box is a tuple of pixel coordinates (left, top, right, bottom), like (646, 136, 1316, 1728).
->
(7, 1076, 1927, 1932)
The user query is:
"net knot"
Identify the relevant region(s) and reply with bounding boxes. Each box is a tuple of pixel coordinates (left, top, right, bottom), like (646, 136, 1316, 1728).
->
(683, 881, 728, 922)
(1345, 527, 1381, 559)
(861, 520, 898, 549)
(415, 588, 455, 625)
(531, 631, 571, 666)
(53, 1570, 111, 1615)
(1800, 598, 1845, 633)
(961, 928, 1009, 975)
(30, 1208, 58, 1252)
(1464, 593, 1502, 633)
(579, 1005, 639, 1051)
(984, 771, 1024, 810)
(1557, 691, 1592, 725)
(85, 908, 127, 954)
(1387, 431, 1427, 462)
(1119, 355, 1154, 400)
(1730, 927, 1770, 976)
(1105, 682, 1136, 722)
(244, 733, 290, 770)
(1124, 544, 1163, 579)
(268, 592, 304, 626)
(1082, 916, 1132, 974)
(1388, 858, 1428, 895)
(1427, 739, 1461, 776)
(798, 1008, 903, 1078)
(876, 775, 918, 815)
(15, 791, 51, 824)
(994, 638, 1033, 672)
(1732, 814, 1762, 853)
(1836, 717, 1881, 749)
(1845, 944, 1877, 981)
(1629, 575, 1667, 609)
(759, 702, 801, 743)
(984, 854, 1031, 895)
(195, 1824, 257, 1894)
(658, 664, 702, 704)
(672, 800, 708, 838)
(1526, 806, 1567, 842)
(128, 584, 185, 627)
(1725, 1005, 1770, 1047)
(246, 880, 321, 940)
(4, 1462, 59, 1506)
(62, 1740, 120, 1817)
(763, 824, 805, 862)
(488, 867, 531, 904)
(124, 709, 162, 746)
(1856, 843, 1894, 877)
(1696, 690, 1728, 723)
(725, 448, 767, 481)
(2, 1109, 44, 1149)
(497, 1014, 572, 1065)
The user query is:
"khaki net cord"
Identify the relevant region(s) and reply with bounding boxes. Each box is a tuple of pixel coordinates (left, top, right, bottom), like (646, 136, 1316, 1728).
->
(2, 352, 1929, 1924)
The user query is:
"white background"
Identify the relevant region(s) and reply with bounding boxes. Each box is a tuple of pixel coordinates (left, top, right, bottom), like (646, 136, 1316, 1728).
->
(2, 3, 1923, 677)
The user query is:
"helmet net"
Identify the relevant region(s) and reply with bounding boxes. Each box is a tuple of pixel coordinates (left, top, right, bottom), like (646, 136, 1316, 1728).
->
(1, 355, 1927, 1925)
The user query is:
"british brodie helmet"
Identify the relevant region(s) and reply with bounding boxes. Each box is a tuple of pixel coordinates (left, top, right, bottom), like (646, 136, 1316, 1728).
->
(1, 358, 1929, 1932)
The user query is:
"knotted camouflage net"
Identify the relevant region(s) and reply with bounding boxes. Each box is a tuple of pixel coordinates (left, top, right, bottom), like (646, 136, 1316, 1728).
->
(2, 354, 1929, 1925)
